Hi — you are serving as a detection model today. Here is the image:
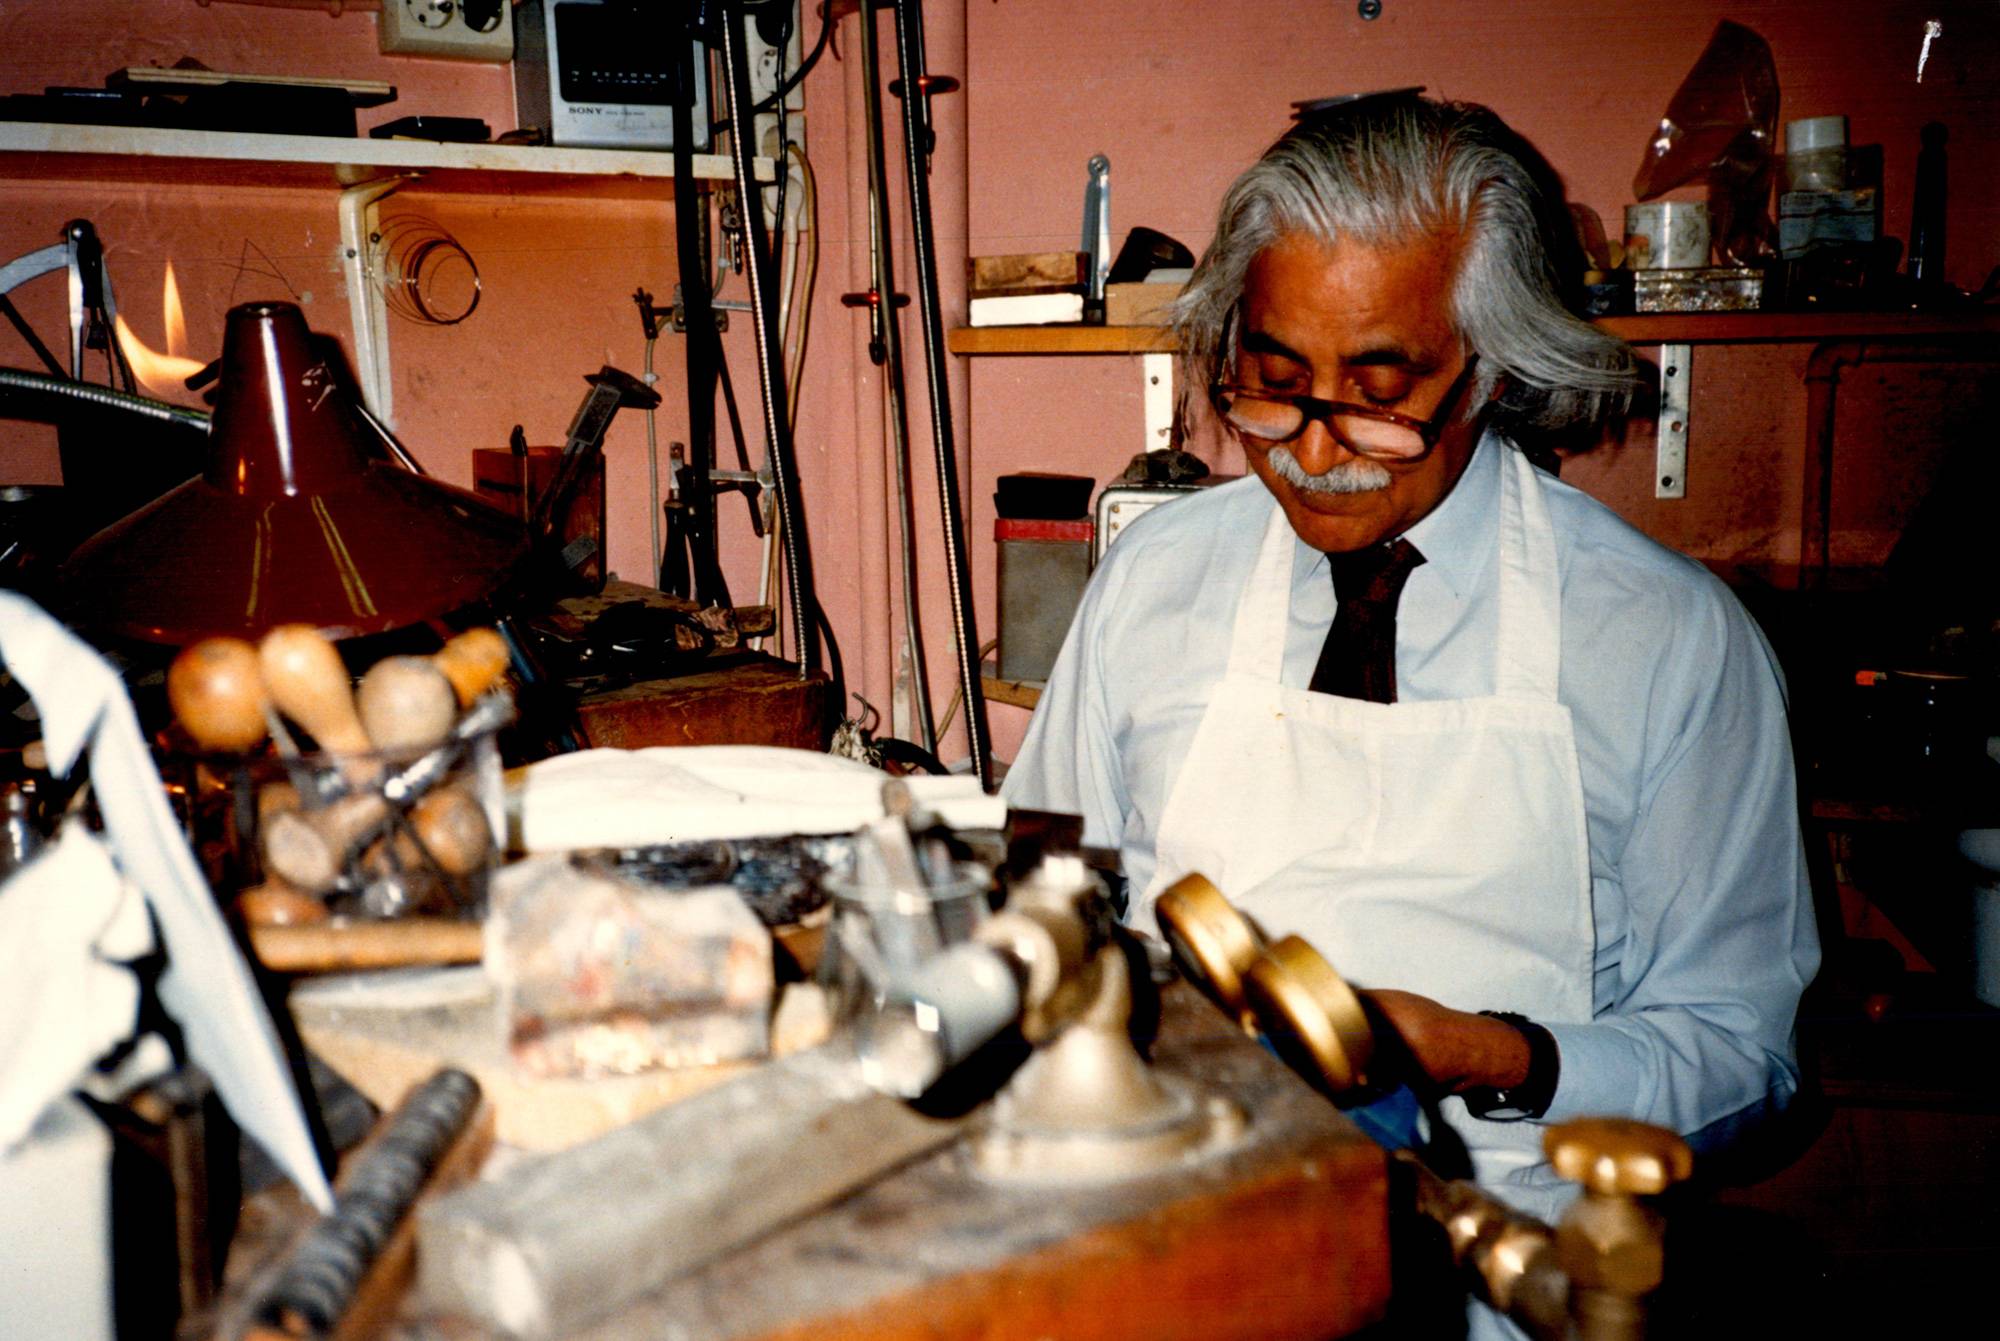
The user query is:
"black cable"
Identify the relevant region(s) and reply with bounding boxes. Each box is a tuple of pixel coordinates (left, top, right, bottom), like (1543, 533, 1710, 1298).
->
(888, 0, 993, 789)
(854, 0, 938, 754)
(813, 601, 846, 725)
(721, 4, 819, 677)
(710, 1, 832, 136)
(0, 295, 65, 377)
(713, 355, 765, 536)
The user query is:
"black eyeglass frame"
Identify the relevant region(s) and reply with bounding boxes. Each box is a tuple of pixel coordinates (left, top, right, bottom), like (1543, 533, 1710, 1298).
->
(1210, 353, 1484, 461)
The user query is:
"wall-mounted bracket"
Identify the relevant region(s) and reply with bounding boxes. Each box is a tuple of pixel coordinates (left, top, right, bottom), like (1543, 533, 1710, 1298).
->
(337, 174, 414, 427)
(1655, 343, 1690, 499)
(1142, 351, 1174, 451)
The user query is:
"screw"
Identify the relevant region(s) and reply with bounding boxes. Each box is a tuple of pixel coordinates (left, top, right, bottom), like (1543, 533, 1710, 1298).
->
(1661, 476, 1675, 488)
(1358, 0, 1383, 18)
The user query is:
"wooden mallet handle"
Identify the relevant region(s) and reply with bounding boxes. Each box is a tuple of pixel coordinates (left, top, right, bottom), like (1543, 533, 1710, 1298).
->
(258, 625, 375, 770)
(357, 656, 459, 757)
(168, 637, 270, 753)
(432, 627, 510, 708)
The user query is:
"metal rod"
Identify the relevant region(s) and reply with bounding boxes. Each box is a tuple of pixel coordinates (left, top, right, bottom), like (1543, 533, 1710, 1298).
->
(722, 6, 820, 676)
(671, 52, 729, 607)
(857, 5, 938, 753)
(885, 0, 991, 787)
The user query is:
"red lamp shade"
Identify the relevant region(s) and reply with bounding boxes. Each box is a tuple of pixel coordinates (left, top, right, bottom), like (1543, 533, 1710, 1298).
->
(56, 301, 526, 644)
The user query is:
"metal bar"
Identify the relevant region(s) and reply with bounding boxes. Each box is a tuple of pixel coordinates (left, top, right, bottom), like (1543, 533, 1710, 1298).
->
(1142, 351, 1175, 452)
(1654, 343, 1689, 499)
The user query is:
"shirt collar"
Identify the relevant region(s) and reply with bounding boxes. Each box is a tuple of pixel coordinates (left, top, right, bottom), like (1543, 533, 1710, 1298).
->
(1295, 426, 1502, 603)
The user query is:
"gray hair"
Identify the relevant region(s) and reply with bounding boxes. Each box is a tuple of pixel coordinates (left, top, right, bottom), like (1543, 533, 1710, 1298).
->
(1174, 96, 1634, 440)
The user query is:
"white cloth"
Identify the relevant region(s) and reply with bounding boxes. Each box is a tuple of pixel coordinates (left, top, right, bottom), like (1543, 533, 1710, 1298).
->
(0, 591, 332, 1212)
(1005, 430, 1818, 1154)
(1141, 448, 1593, 1220)
(0, 825, 152, 1153)
(514, 745, 1005, 853)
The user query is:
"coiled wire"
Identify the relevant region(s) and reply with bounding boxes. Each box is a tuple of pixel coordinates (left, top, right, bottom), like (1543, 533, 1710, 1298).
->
(374, 215, 481, 327)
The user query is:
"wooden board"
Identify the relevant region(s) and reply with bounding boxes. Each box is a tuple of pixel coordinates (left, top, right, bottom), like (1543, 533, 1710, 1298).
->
(291, 971, 758, 1152)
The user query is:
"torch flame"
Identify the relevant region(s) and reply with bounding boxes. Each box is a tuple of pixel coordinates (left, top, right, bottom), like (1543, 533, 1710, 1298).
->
(164, 262, 188, 358)
(116, 262, 209, 398)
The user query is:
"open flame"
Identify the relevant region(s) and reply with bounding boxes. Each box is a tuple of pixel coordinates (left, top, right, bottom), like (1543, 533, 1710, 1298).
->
(116, 262, 209, 398)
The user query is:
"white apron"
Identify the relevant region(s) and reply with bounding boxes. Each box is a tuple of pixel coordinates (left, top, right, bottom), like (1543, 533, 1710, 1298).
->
(1137, 447, 1595, 1224)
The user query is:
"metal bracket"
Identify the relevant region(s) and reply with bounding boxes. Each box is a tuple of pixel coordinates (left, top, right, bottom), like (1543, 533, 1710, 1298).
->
(671, 282, 731, 334)
(1142, 351, 1174, 451)
(338, 175, 413, 426)
(1655, 343, 1690, 499)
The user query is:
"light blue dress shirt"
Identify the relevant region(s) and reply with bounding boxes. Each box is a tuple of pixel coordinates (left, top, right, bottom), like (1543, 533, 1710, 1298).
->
(1004, 431, 1821, 1149)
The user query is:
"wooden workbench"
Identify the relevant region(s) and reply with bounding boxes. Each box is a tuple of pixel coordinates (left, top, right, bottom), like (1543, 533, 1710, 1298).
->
(544, 985, 1390, 1341)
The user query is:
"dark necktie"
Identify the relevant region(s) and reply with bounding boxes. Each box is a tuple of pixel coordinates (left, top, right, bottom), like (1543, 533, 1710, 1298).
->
(1309, 538, 1426, 704)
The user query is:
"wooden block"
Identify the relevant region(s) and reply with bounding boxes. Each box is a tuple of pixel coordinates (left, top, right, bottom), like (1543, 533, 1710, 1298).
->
(290, 970, 759, 1152)
(1105, 281, 1186, 327)
(573, 658, 831, 751)
(969, 250, 1088, 295)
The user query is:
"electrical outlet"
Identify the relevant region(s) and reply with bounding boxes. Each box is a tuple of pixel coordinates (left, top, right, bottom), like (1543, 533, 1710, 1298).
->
(379, 0, 514, 63)
(744, 2, 805, 229)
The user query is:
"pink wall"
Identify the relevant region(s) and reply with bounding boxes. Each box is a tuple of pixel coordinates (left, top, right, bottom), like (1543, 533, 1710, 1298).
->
(3, 1, 1995, 768)
(956, 0, 2000, 756)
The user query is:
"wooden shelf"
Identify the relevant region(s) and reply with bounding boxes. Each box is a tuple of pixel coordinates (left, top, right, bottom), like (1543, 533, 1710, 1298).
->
(951, 310, 2000, 357)
(1600, 310, 2000, 345)
(949, 325, 1176, 355)
(980, 668, 1044, 710)
(0, 120, 772, 196)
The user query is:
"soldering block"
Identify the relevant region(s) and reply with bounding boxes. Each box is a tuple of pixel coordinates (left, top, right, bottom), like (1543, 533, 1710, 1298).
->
(487, 857, 772, 1080)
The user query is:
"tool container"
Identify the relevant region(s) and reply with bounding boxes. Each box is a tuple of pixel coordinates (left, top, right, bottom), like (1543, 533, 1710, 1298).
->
(995, 518, 1092, 682)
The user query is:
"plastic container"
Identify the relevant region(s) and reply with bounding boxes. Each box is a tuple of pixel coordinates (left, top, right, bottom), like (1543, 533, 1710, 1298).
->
(996, 517, 1093, 681)
(1623, 201, 1711, 270)
(817, 862, 993, 1018)
(1782, 115, 1848, 192)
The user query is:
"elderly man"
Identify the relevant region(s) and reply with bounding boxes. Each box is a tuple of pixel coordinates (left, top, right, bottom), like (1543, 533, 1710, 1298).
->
(1003, 94, 1818, 1236)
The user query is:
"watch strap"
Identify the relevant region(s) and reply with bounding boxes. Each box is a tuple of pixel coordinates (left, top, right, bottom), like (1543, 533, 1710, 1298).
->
(1461, 1011, 1559, 1121)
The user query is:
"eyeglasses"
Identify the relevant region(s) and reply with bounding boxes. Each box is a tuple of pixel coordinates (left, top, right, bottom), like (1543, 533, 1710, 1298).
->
(1211, 353, 1482, 462)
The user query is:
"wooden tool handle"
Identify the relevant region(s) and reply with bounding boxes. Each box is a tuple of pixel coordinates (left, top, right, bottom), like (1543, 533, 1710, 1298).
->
(258, 625, 374, 760)
(248, 918, 484, 973)
(356, 656, 459, 756)
(261, 793, 388, 893)
(405, 786, 493, 877)
(168, 637, 269, 752)
(432, 627, 510, 708)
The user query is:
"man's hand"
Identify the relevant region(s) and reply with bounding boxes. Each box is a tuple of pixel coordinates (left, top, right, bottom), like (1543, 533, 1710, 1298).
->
(1366, 989, 1531, 1094)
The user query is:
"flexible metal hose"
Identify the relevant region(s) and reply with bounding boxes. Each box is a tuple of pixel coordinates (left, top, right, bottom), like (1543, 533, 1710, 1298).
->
(888, 0, 991, 788)
(721, 8, 819, 677)
(857, 5, 937, 753)
(0, 367, 209, 432)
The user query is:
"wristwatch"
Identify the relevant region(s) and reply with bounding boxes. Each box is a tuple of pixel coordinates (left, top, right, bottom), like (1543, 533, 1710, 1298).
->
(1461, 1011, 1560, 1121)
